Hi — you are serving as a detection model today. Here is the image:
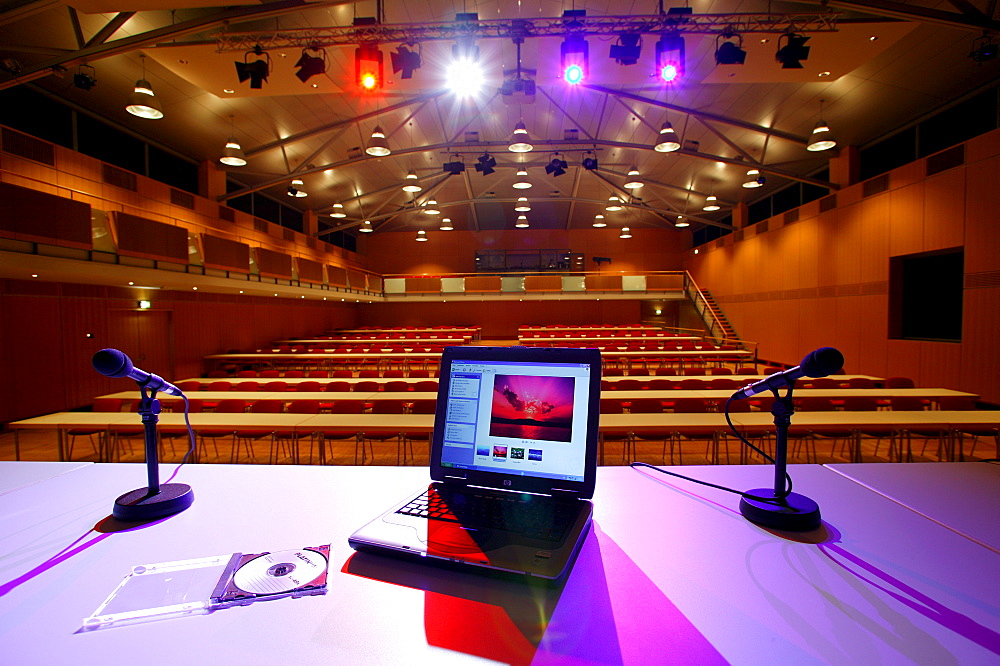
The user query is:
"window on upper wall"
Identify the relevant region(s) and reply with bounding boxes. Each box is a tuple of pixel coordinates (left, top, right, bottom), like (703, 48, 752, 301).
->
(149, 145, 198, 194)
(77, 113, 146, 174)
(918, 88, 998, 158)
(888, 249, 964, 342)
(860, 127, 918, 182)
(0, 87, 73, 148)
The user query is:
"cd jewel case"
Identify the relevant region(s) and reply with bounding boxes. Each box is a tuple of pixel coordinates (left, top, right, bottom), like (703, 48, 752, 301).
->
(82, 546, 330, 631)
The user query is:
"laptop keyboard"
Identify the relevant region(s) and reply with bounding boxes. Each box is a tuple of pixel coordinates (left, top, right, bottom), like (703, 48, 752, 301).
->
(396, 487, 577, 541)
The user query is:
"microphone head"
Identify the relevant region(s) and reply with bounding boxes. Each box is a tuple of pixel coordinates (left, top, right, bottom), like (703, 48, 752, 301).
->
(800, 347, 845, 378)
(92, 348, 134, 378)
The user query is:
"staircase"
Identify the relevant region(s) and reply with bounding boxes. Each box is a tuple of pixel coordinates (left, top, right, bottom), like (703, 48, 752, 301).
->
(700, 290, 739, 341)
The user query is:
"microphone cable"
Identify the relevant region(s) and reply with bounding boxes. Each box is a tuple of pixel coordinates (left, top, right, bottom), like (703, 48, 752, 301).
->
(630, 395, 794, 505)
(164, 393, 196, 485)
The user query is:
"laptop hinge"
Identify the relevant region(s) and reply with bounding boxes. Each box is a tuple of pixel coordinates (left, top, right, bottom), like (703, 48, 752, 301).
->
(550, 488, 581, 495)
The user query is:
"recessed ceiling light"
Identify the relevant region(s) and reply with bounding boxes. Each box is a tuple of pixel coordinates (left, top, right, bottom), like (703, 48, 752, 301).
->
(239, 290, 243, 294)
(31, 274, 38, 278)
(818, 71, 831, 77)
(869, 35, 879, 42)
(192, 287, 198, 290)
(223, 89, 235, 94)
(128, 281, 134, 285)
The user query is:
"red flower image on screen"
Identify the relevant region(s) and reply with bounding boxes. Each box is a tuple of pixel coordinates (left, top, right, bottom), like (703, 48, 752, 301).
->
(490, 375, 575, 443)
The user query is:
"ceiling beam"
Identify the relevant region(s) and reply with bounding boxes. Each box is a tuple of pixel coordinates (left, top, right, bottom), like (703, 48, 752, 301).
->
(84, 12, 135, 49)
(0, 0, 355, 91)
(0, 0, 60, 28)
(823, 0, 1000, 32)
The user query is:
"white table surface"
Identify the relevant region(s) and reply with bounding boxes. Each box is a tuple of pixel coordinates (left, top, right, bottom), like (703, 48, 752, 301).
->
(0, 461, 92, 496)
(826, 462, 1000, 552)
(0, 463, 998, 664)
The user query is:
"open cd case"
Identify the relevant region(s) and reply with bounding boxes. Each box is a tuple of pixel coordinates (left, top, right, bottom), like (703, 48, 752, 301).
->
(82, 546, 329, 631)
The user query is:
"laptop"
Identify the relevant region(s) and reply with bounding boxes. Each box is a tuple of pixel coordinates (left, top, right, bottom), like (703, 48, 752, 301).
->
(349, 345, 601, 583)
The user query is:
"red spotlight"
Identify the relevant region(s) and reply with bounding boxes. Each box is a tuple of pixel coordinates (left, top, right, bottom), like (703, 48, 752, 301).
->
(355, 45, 383, 91)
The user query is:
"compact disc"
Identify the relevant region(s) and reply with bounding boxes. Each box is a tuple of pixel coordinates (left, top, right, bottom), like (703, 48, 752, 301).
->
(231, 549, 328, 596)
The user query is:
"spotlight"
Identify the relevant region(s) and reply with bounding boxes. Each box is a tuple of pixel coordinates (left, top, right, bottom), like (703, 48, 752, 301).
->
(235, 45, 271, 89)
(610, 34, 642, 65)
(355, 45, 383, 90)
(475, 152, 497, 176)
(775, 33, 810, 69)
(390, 44, 421, 79)
(715, 33, 746, 65)
(545, 154, 568, 177)
(561, 35, 588, 84)
(73, 64, 97, 91)
(969, 33, 998, 62)
(294, 47, 327, 83)
(582, 151, 599, 170)
(443, 155, 466, 175)
(447, 38, 481, 96)
(655, 35, 684, 82)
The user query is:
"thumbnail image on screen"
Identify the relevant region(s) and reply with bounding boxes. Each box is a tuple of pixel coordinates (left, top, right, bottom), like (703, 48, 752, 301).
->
(490, 374, 575, 443)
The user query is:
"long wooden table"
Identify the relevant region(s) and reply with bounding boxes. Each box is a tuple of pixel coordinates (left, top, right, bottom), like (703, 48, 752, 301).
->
(273, 337, 470, 346)
(2, 463, 996, 663)
(11, 411, 996, 464)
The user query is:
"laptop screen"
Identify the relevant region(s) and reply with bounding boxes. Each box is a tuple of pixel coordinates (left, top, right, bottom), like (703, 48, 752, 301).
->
(438, 357, 594, 483)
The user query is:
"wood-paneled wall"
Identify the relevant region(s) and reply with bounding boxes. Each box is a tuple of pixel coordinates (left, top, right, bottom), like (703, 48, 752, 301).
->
(685, 129, 1000, 404)
(360, 228, 685, 275)
(0, 279, 358, 423)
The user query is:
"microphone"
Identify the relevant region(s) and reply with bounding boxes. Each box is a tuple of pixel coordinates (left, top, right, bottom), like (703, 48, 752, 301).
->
(92, 348, 184, 396)
(732, 347, 844, 400)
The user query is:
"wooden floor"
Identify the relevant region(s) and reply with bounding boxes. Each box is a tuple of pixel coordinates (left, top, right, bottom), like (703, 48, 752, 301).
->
(1, 426, 990, 467)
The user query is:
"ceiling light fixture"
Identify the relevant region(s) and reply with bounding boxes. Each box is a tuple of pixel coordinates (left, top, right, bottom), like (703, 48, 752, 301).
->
(513, 168, 532, 189)
(475, 152, 496, 176)
(447, 36, 481, 96)
(592, 214, 607, 227)
(624, 167, 643, 189)
(287, 179, 307, 197)
(561, 33, 588, 84)
(619, 226, 632, 238)
(606, 196, 623, 211)
(715, 33, 747, 65)
(545, 154, 568, 177)
(390, 44, 421, 79)
(359, 220, 373, 232)
(514, 197, 531, 212)
(702, 195, 721, 212)
(515, 215, 530, 228)
(775, 33, 811, 69)
(235, 44, 271, 89)
(365, 126, 390, 156)
(806, 99, 837, 152)
(402, 171, 422, 192)
(423, 198, 440, 215)
(508, 121, 533, 153)
(294, 47, 327, 83)
(73, 64, 97, 91)
(443, 154, 466, 175)
(655, 34, 684, 82)
(610, 34, 642, 65)
(126, 54, 163, 119)
(330, 203, 346, 218)
(654, 121, 681, 152)
(439, 217, 454, 230)
(219, 114, 246, 166)
(743, 169, 766, 188)
(355, 44, 383, 90)
(416, 229, 428, 241)
(675, 215, 690, 228)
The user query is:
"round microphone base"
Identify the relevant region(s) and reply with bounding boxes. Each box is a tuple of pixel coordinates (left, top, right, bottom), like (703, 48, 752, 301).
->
(739, 489, 821, 532)
(113, 483, 194, 522)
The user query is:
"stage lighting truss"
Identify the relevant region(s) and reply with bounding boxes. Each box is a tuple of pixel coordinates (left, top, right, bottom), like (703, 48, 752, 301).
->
(655, 34, 684, 82)
(294, 47, 327, 83)
(235, 45, 271, 89)
(715, 33, 746, 65)
(475, 152, 497, 176)
(775, 32, 810, 69)
(391, 44, 422, 79)
(545, 154, 568, 177)
(561, 34, 588, 84)
(355, 44, 384, 90)
(610, 34, 642, 65)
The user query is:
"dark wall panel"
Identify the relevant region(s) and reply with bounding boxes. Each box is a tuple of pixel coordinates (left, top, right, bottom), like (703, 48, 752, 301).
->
(115, 212, 188, 263)
(0, 182, 91, 249)
(202, 234, 250, 272)
(256, 248, 293, 279)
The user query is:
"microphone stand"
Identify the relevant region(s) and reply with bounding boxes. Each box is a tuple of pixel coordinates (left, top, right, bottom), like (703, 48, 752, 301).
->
(738, 383, 821, 531)
(112, 385, 194, 521)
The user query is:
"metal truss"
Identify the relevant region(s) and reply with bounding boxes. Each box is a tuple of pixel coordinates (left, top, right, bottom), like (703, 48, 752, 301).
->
(212, 13, 842, 52)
